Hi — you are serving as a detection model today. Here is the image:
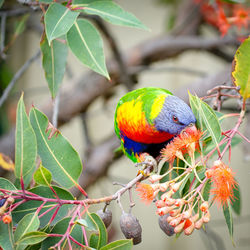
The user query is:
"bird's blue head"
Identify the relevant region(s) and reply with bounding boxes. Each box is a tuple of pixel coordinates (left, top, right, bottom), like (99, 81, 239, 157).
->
(154, 95, 196, 135)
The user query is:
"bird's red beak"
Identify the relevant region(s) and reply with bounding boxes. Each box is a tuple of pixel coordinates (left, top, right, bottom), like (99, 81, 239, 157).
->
(182, 123, 197, 135)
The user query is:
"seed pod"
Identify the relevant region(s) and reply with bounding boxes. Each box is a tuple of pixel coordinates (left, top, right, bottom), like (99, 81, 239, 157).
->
(158, 214, 175, 236)
(120, 213, 142, 245)
(96, 209, 112, 228)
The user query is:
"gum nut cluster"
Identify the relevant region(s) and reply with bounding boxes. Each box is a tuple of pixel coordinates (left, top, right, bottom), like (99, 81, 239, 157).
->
(120, 212, 142, 245)
(155, 182, 210, 235)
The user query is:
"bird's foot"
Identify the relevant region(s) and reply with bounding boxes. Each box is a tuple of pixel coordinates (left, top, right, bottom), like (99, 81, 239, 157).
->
(135, 153, 158, 176)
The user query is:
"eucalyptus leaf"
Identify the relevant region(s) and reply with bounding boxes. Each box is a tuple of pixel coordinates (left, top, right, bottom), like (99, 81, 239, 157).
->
(29, 108, 82, 189)
(14, 213, 40, 250)
(231, 182, 241, 215)
(45, 3, 79, 44)
(18, 231, 48, 245)
(232, 36, 250, 100)
(67, 19, 109, 79)
(78, 1, 148, 30)
(223, 203, 234, 242)
(0, 220, 14, 250)
(34, 165, 52, 186)
(15, 95, 37, 188)
(41, 36, 68, 98)
(100, 239, 133, 250)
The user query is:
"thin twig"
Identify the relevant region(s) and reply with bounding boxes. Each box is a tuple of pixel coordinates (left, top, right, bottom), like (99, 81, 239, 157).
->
(0, 49, 41, 107)
(0, 12, 7, 59)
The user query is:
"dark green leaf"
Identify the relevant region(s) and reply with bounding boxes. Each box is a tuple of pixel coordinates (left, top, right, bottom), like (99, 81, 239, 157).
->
(67, 19, 109, 79)
(14, 213, 40, 250)
(90, 234, 99, 249)
(45, 3, 79, 44)
(231, 182, 241, 215)
(0, 177, 17, 195)
(202, 180, 211, 202)
(100, 239, 133, 250)
(18, 231, 48, 245)
(77, 1, 148, 30)
(86, 212, 107, 249)
(41, 217, 83, 249)
(12, 186, 73, 227)
(15, 95, 37, 188)
(232, 36, 250, 100)
(34, 165, 52, 186)
(223, 203, 234, 241)
(29, 108, 82, 189)
(0, 220, 14, 249)
(41, 35, 68, 98)
(77, 218, 96, 231)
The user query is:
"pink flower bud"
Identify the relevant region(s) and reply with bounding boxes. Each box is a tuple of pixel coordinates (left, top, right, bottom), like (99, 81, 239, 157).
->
(149, 174, 163, 183)
(155, 200, 165, 208)
(170, 215, 182, 227)
(165, 198, 175, 206)
(200, 201, 209, 213)
(159, 182, 169, 192)
(202, 210, 210, 223)
(184, 223, 195, 235)
(174, 220, 185, 233)
(194, 218, 203, 229)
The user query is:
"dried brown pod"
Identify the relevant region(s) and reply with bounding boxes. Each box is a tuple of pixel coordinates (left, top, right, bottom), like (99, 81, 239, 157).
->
(120, 212, 142, 245)
(96, 209, 112, 228)
(158, 214, 175, 236)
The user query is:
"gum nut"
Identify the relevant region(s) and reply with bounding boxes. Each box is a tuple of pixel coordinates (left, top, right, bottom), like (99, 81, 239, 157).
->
(96, 209, 112, 228)
(158, 214, 175, 236)
(120, 213, 142, 245)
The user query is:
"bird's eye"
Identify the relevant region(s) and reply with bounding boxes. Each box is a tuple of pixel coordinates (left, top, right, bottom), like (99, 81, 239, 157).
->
(172, 115, 179, 123)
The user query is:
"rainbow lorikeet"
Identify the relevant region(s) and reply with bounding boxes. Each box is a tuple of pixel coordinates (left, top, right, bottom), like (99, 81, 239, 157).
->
(114, 87, 196, 163)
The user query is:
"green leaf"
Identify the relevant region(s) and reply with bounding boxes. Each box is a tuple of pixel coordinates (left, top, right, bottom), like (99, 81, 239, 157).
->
(45, 3, 79, 44)
(14, 14, 29, 37)
(232, 37, 250, 100)
(202, 180, 211, 201)
(77, 218, 96, 231)
(86, 212, 107, 249)
(0, 220, 14, 250)
(221, 0, 245, 3)
(15, 95, 37, 188)
(39, 0, 53, 2)
(231, 182, 241, 215)
(0, 177, 17, 195)
(34, 165, 52, 186)
(67, 19, 109, 79)
(75, 1, 148, 30)
(41, 35, 68, 98)
(0, 0, 4, 8)
(29, 108, 82, 189)
(41, 217, 83, 249)
(100, 239, 133, 250)
(18, 231, 48, 245)
(90, 234, 99, 249)
(12, 186, 74, 227)
(14, 213, 40, 250)
(73, 0, 111, 4)
(223, 203, 234, 242)
(189, 93, 221, 150)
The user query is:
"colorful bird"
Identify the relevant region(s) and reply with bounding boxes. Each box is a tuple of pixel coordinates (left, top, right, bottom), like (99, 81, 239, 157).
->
(114, 87, 196, 163)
